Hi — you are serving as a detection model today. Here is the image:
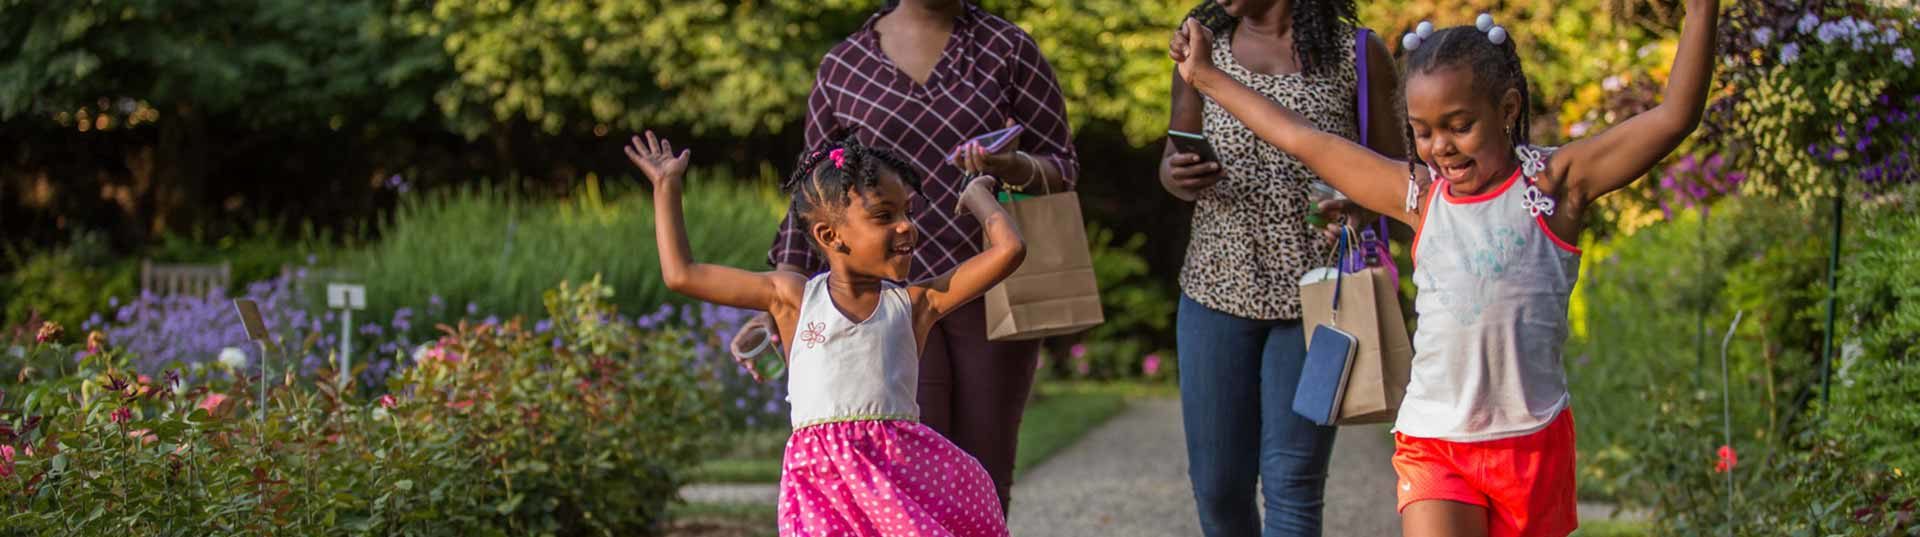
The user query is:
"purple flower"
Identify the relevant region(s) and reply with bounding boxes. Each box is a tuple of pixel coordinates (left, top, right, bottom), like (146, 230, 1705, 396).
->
(534, 320, 553, 334)
(1857, 137, 1870, 152)
(1896, 48, 1915, 68)
(1751, 27, 1773, 46)
(1798, 13, 1819, 35)
(1780, 43, 1801, 64)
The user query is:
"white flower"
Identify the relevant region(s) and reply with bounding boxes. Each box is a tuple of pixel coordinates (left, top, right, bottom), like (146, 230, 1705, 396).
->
(1603, 76, 1624, 92)
(218, 347, 249, 370)
(372, 407, 390, 421)
(1897, 48, 1915, 67)
(1751, 27, 1773, 46)
(412, 344, 431, 363)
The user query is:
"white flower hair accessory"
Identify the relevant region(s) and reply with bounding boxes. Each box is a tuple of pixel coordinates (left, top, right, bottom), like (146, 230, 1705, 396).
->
(1403, 20, 1435, 50)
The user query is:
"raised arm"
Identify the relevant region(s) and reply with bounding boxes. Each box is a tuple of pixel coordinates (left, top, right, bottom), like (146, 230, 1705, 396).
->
(1551, 0, 1717, 204)
(1172, 19, 1422, 226)
(909, 176, 1026, 332)
(628, 132, 805, 313)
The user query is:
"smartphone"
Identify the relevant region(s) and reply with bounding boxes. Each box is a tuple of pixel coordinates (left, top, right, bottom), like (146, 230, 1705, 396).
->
(1167, 129, 1221, 165)
(948, 124, 1025, 164)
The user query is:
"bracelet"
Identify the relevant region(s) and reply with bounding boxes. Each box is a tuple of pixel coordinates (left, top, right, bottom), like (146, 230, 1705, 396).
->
(1003, 151, 1042, 192)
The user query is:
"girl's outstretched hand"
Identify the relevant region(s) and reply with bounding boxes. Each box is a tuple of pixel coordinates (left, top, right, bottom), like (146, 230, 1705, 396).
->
(1171, 18, 1218, 85)
(625, 130, 690, 191)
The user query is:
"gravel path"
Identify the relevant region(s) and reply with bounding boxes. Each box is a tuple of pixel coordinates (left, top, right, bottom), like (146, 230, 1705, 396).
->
(1008, 398, 1402, 537)
(681, 397, 1646, 535)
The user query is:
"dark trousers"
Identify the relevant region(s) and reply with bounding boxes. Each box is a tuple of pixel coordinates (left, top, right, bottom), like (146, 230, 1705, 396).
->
(917, 298, 1042, 515)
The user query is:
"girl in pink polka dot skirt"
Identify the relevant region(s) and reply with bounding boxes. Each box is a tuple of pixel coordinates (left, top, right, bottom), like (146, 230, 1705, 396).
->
(629, 133, 1018, 537)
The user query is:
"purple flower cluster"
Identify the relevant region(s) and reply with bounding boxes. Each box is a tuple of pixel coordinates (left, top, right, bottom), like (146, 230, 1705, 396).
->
(1656, 153, 1746, 220)
(1808, 94, 1920, 189)
(80, 270, 787, 428)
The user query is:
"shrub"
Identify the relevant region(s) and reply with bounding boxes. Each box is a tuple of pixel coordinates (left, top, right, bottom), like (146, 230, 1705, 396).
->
(0, 278, 722, 536)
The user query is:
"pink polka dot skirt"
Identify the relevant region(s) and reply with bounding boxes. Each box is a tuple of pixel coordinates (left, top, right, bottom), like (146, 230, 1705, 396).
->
(777, 420, 1009, 537)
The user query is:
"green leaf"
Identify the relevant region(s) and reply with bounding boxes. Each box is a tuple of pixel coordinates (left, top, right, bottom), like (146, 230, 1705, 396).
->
(495, 493, 524, 514)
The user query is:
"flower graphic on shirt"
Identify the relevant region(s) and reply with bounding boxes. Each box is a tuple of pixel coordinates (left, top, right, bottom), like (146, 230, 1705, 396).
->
(799, 322, 828, 349)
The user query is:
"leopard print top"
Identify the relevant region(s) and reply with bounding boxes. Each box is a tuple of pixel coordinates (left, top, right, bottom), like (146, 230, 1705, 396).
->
(1181, 24, 1360, 321)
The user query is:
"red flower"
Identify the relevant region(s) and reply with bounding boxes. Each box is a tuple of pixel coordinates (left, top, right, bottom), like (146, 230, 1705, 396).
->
(447, 400, 475, 411)
(377, 394, 397, 409)
(1714, 444, 1739, 473)
(110, 407, 132, 425)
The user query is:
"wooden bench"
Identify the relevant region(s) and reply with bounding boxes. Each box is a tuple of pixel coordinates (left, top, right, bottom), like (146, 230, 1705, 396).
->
(140, 260, 232, 298)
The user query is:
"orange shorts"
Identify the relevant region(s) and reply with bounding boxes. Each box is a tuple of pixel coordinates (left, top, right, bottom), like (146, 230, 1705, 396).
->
(1392, 408, 1579, 537)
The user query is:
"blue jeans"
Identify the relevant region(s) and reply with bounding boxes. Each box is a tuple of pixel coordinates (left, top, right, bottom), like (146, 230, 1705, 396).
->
(1178, 295, 1338, 537)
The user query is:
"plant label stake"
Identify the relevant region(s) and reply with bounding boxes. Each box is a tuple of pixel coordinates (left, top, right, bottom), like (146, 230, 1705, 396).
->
(327, 284, 367, 389)
(233, 299, 273, 421)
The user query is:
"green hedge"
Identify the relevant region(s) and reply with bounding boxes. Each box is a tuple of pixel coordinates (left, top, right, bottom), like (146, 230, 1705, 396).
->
(1567, 189, 1920, 534)
(350, 170, 782, 339)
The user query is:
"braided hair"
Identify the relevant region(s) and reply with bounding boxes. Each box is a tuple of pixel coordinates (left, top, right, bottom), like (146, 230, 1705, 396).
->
(1184, 0, 1359, 76)
(784, 138, 922, 249)
(1398, 24, 1532, 185)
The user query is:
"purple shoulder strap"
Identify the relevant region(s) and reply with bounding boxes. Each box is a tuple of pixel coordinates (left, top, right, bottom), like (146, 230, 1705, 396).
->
(1356, 27, 1371, 147)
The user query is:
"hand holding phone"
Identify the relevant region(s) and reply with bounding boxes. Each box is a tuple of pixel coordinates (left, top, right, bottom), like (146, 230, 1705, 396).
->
(948, 124, 1024, 165)
(1166, 129, 1225, 196)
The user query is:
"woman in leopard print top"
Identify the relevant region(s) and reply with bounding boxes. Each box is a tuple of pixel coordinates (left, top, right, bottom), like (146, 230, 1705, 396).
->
(1158, 1, 1405, 535)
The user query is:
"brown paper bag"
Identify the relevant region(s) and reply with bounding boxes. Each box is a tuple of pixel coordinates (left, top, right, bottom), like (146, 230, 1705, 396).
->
(1300, 266, 1413, 425)
(983, 191, 1104, 341)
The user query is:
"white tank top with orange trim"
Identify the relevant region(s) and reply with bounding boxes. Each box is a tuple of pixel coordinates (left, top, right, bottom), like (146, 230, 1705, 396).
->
(1397, 145, 1581, 442)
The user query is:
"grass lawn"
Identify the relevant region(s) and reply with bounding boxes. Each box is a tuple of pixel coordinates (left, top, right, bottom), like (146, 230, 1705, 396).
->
(691, 380, 1161, 484)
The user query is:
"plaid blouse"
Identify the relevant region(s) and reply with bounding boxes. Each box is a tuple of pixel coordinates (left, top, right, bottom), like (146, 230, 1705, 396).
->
(768, 4, 1079, 280)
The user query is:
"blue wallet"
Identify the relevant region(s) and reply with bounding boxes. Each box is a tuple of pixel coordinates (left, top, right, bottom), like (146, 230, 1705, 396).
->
(1294, 324, 1358, 426)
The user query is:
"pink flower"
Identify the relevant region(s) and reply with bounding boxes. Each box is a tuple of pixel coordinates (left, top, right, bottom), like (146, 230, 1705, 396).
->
(85, 331, 107, 356)
(1070, 344, 1087, 358)
(1714, 444, 1739, 473)
(828, 148, 847, 169)
(34, 322, 62, 344)
(110, 407, 132, 425)
(378, 394, 397, 409)
(447, 400, 475, 411)
(198, 393, 228, 414)
(1142, 354, 1163, 377)
(0, 445, 13, 478)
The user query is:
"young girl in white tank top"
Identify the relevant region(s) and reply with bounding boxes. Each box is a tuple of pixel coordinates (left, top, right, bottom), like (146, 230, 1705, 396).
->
(628, 132, 1021, 537)
(1173, 3, 1718, 535)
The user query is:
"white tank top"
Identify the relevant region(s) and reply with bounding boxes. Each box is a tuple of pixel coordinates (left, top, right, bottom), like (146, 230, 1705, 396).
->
(785, 274, 922, 429)
(1397, 145, 1581, 442)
